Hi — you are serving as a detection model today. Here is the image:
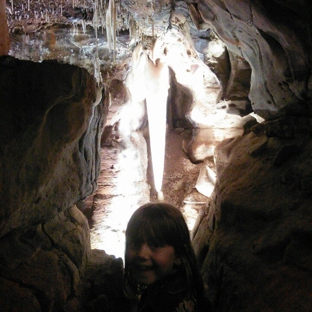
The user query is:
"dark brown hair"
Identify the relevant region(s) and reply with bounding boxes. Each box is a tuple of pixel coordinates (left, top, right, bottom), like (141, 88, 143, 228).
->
(125, 202, 204, 301)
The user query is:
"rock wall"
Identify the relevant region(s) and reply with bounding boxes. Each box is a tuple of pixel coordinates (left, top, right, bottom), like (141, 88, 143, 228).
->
(198, 0, 312, 119)
(191, 1, 312, 310)
(0, 57, 128, 311)
(193, 117, 312, 311)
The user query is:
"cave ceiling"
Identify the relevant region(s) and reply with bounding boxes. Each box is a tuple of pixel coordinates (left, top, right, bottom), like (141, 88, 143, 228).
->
(6, 1, 203, 73)
(5, 0, 312, 120)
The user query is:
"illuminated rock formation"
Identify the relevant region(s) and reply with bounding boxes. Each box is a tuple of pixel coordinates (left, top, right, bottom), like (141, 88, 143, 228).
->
(198, 0, 312, 119)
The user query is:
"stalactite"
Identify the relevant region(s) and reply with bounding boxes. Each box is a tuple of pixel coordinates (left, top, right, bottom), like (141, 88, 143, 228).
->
(81, 19, 86, 33)
(93, 0, 102, 84)
(129, 17, 136, 41)
(113, 0, 116, 61)
(105, 0, 112, 50)
(145, 57, 170, 196)
(100, 10, 104, 34)
(105, 0, 116, 60)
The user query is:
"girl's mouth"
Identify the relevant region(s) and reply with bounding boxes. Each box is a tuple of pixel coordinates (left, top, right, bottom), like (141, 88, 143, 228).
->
(135, 265, 154, 272)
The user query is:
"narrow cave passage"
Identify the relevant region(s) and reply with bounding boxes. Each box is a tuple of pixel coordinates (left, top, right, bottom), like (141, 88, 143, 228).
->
(79, 95, 209, 259)
(7, 20, 222, 262)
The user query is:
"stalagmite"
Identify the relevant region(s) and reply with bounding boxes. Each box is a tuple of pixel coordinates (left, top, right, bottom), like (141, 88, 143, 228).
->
(0, 0, 10, 56)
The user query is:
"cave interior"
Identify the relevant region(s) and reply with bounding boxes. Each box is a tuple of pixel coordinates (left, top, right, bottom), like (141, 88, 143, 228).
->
(0, 0, 312, 311)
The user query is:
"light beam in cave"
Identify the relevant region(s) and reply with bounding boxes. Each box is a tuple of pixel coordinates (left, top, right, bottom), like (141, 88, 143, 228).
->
(145, 57, 169, 200)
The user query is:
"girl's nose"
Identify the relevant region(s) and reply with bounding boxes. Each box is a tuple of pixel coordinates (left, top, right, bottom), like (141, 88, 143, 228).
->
(137, 243, 151, 259)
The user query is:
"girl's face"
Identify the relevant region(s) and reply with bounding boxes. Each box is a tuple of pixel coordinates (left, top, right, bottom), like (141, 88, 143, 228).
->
(125, 241, 180, 286)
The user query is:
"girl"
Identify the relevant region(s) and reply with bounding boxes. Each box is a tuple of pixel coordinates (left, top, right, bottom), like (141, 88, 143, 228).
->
(124, 202, 207, 312)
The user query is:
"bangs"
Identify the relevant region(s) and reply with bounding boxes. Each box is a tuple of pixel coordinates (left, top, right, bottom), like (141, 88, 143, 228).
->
(126, 203, 189, 250)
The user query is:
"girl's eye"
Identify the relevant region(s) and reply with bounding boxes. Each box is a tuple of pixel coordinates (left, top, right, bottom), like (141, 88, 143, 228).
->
(127, 239, 142, 250)
(148, 240, 164, 249)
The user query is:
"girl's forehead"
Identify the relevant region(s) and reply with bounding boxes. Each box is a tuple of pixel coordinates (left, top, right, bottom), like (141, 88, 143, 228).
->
(127, 226, 169, 243)
(127, 212, 181, 242)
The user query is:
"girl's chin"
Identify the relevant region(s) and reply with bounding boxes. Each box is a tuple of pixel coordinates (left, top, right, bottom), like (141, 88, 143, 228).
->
(134, 270, 157, 285)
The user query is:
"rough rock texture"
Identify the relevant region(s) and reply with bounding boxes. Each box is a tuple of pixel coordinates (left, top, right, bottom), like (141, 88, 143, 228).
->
(0, 205, 89, 311)
(187, 2, 312, 310)
(0, 57, 129, 311)
(0, 56, 104, 237)
(193, 117, 312, 311)
(203, 34, 252, 115)
(198, 0, 312, 119)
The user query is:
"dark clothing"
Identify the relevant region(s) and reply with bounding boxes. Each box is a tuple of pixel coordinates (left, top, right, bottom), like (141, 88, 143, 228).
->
(137, 272, 198, 312)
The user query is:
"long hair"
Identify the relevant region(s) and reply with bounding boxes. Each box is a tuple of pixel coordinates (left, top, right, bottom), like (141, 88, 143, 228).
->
(124, 202, 204, 301)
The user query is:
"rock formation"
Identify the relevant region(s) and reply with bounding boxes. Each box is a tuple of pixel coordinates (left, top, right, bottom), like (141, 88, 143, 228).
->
(198, 0, 312, 119)
(0, 56, 130, 311)
(192, 2, 312, 311)
(193, 117, 312, 311)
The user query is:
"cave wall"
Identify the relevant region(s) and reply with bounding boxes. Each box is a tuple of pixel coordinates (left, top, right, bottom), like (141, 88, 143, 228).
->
(192, 1, 312, 311)
(198, 0, 312, 119)
(193, 117, 312, 311)
(0, 56, 104, 237)
(0, 56, 128, 311)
